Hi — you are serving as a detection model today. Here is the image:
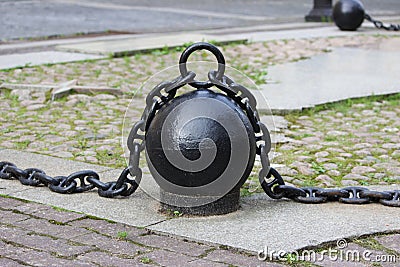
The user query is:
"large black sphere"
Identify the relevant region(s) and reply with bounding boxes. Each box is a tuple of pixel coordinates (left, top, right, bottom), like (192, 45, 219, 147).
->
(145, 89, 256, 198)
(333, 0, 365, 31)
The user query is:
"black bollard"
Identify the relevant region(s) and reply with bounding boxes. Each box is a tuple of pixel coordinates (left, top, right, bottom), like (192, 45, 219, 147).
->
(333, 0, 365, 31)
(305, 0, 333, 22)
(146, 89, 256, 216)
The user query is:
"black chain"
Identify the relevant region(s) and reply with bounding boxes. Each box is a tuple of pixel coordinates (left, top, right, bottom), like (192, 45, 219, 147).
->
(0, 161, 139, 198)
(365, 13, 400, 31)
(260, 167, 400, 207)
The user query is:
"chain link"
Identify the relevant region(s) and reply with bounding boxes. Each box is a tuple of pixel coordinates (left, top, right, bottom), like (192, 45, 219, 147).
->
(0, 161, 138, 198)
(259, 166, 400, 207)
(365, 13, 400, 31)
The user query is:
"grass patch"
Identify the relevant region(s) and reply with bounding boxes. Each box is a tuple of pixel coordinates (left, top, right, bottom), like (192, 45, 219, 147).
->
(117, 231, 128, 240)
(139, 256, 153, 264)
(14, 140, 31, 149)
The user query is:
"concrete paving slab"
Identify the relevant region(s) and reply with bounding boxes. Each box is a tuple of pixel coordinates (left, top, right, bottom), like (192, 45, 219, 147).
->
(254, 46, 400, 112)
(0, 149, 112, 176)
(149, 187, 400, 254)
(0, 51, 104, 70)
(56, 33, 246, 55)
(0, 179, 33, 196)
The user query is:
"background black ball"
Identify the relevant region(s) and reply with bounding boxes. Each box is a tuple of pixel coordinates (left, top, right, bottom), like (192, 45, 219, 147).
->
(333, 0, 365, 31)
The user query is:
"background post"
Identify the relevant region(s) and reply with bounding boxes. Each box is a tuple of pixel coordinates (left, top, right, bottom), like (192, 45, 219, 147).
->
(305, 0, 333, 22)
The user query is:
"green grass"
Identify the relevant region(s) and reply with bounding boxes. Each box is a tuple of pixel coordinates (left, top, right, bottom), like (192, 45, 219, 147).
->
(311, 162, 326, 175)
(117, 231, 128, 240)
(139, 257, 153, 264)
(14, 140, 31, 149)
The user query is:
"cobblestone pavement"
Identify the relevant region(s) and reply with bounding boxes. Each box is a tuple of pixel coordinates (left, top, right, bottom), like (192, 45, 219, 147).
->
(1, 196, 399, 266)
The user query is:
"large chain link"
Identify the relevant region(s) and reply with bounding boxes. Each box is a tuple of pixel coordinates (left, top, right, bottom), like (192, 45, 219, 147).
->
(260, 174, 400, 207)
(0, 161, 138, 198)
(365, 13, 400, 31)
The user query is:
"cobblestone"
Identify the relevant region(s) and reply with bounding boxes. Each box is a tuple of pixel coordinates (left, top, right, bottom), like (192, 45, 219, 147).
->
(14, 218, 92, 239)
(2, 244, 94, 267)
(31, 206, 86, 223)
(205, 249, 284, 267)
(1, 226, 93, 257)
(72, 232, 147, 256)
(135, 233, 213, 257)
(77, 251, 145, 267)
(375, 234, 400, 254)
(141, 249, 196, 267)
(69, 218, 147, 238)
(0, 210, 31, 224)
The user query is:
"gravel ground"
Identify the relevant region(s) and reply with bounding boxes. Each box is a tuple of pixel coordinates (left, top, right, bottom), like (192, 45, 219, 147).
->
(1, 34, 399, 195)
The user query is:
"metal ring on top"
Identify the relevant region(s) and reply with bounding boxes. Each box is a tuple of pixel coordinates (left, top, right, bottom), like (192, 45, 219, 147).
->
(179, 42, 225, 89)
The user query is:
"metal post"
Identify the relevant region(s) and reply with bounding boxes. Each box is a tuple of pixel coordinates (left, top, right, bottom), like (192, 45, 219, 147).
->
(305, 0, 333, 22)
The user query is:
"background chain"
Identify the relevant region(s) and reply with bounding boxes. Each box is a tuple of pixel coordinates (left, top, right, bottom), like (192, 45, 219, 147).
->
(365, 13, 400, 31)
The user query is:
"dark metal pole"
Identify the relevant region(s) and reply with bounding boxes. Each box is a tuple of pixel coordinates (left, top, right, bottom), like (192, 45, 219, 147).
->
(305, 0, 333, 22)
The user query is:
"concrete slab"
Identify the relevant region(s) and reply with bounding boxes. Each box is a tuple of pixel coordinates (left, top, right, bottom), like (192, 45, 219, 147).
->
(149, 186, 400, 254)
(0, 179, 33, 196)
(56, 33, 246, 55)
(0, 149, 112, 176)
(254, 46, 400, 112)
(0, 51, 104, 70)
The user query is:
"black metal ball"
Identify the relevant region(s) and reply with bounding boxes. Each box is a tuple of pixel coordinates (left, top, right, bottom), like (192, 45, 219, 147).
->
(333, 0, 365, 31)
(145, 89, 256, 197)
